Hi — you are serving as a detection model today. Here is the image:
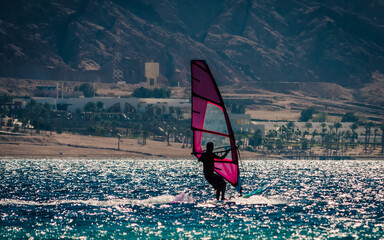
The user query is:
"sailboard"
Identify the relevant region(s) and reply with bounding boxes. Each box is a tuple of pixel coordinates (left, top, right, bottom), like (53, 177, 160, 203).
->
(241, 184, 269, 198)
(191, 60, 242, 194)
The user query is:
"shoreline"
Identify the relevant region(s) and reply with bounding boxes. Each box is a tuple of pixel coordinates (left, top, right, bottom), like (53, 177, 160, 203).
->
(1, 132, 383, 160)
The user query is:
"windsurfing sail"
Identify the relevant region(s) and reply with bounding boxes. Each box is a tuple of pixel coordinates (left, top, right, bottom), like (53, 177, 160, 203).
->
(191, 60, 241, 193)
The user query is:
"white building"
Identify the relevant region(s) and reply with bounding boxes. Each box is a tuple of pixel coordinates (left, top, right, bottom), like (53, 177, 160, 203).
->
(230, 114, 265, 135)
(145, 62, 159, 89)
(13, 97, 190, 119)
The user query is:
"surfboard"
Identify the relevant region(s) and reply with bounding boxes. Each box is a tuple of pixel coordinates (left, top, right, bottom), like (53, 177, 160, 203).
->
(241, 184, 269, 198)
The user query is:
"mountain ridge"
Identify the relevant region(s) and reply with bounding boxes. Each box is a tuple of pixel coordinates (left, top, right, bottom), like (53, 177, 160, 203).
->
(0, 0, 383, 89)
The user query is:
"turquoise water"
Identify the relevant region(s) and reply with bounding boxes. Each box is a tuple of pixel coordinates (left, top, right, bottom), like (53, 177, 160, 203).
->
(1, 159, 383, 239)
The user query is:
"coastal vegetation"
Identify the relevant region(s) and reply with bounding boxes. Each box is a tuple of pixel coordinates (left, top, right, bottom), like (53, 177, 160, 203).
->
(1, 96, 383, 156)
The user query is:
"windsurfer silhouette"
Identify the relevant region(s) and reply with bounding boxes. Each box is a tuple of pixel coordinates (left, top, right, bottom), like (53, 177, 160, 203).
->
(198, 142, 230, 200)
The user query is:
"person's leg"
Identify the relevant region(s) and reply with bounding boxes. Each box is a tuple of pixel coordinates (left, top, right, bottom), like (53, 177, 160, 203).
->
(221, 187, 226, 200)
(217, 177, 226, 200)
(211, 174, 226, 200)
(216, 189, 220, 200)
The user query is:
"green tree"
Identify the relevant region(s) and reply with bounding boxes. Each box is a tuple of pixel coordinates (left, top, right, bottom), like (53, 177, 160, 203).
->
(26, 99, 37, 109)
(301, 139, 308, 150)
(286, 121, 295, 142)
(373, 128, 378, 150)
(320, 123, 327, 147)
(305, 122, 312, 133)
(96, 101, 104, 112)
(310, 130, 317, 148)
(342, 112, 359, 123)
(249, 129, 263, 146)
(7, 119, 13, 127)
(230, 103, 246, 114)
(364, 122, 373, 151)
(0, 95, 12, 116)
(334, 122, 342, 148)
(84, 102, 96, 112)
(344, 130, 351, 149)
(79, 83, 96, 98)
(299, 107, 315, 122)
(350, 123, 359, 148)
(25, 100, 52, 131)
(304, 122, 312, 140)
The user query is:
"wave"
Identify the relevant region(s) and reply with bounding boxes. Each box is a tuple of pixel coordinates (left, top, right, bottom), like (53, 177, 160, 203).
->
(0, 194, 288, 207)
(0, 192, 197, 207)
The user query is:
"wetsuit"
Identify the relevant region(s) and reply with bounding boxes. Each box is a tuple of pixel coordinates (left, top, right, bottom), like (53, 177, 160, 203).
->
(198, 152, 226, 190)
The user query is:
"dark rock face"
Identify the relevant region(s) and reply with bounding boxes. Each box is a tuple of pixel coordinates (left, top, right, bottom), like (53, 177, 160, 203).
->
(0, 0, 383, 88)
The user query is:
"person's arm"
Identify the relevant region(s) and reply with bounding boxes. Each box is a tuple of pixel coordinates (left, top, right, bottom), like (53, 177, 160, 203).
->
(198, 153, 205, 162)
(212, 151, 230, 171)
(214, 149, 231, 159)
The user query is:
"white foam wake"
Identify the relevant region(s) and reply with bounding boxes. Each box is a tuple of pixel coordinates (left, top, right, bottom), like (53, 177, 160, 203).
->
(196, 195, 290, 207)
(0, 192, 196, 207)
(233, 195, 290, 205)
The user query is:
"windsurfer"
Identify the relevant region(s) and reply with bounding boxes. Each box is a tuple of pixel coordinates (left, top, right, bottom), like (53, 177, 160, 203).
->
(198, 142, 230, 200)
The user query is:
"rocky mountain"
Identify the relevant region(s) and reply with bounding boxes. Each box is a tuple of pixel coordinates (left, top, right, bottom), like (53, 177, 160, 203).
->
(0, 0, 383, 88)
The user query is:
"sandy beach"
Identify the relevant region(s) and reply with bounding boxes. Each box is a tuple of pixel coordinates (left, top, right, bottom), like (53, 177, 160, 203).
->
(0, 131, 194, 159)
(0, 131, 268, 159)
(1, 131, 383, 160)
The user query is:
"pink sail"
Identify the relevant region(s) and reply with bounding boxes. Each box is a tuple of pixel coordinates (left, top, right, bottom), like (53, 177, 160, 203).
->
(191, 60, 240, 189)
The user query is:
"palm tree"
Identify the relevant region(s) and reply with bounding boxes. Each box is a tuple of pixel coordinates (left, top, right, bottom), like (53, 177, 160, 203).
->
(304, 122, 312, 145)
(373, 128, 378, 150)
(96, 101, 104, 112)
(334, 122, 342, 148)
(305, 122, 312, 133)
(350, 123, 359, 148)
(339, 131, 346, 152)
(84, 102, 96, 112)
(295, 128, 302, 141)
(279, 124, 287, 145)
(310, 129, 318, 148)
(344, 130, 351, 150)
(320, 123, 327, 148)
(329, 125, 334, 134)
(328, 125, 335, 149)
(286, 121, 295, 143)
(364, 122, 373, 151)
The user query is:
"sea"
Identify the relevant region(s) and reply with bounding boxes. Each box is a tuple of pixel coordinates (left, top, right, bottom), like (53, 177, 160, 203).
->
(0, 159, 383, 240)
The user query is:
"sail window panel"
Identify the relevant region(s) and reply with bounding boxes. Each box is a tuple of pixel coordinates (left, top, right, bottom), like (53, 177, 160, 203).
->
(200, 132, 233, 161)
(202, 102, 229, 135)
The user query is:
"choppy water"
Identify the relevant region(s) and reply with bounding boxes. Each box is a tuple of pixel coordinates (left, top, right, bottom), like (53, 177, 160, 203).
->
(0, 159, 383, 239)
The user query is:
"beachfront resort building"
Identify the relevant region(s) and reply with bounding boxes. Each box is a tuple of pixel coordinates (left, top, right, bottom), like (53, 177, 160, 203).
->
(13, 97, 191, 119)
(12, 97, 264, 135)
(230, 114, 265, 135)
